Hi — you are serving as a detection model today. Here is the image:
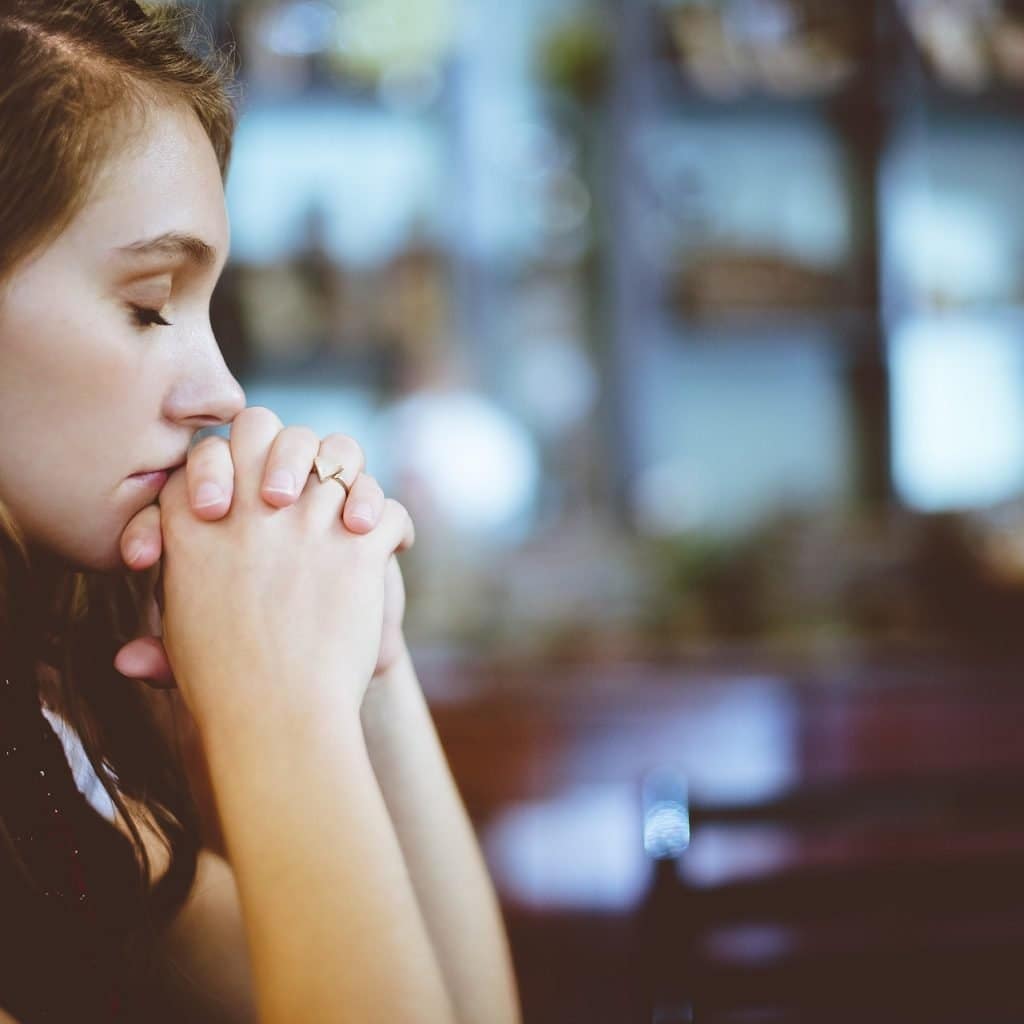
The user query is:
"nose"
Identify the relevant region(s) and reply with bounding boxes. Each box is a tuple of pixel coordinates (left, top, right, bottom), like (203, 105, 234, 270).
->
(163, 323, 247, 429)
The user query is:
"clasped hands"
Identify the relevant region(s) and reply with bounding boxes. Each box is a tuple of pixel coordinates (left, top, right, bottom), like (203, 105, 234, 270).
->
(113, 407, 410, 691)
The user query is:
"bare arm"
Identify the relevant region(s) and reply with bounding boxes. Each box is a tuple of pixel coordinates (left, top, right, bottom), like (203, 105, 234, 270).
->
(197, 688, 457, 1024)
(360, 645, 522, 1024)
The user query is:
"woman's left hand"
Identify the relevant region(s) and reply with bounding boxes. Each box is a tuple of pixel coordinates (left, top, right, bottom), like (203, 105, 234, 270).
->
(113, 428, 409, 688)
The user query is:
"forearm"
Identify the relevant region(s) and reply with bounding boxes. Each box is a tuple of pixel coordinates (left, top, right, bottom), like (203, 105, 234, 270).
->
(197, 686, 456, 1024)
(360, 645, 522, 1024)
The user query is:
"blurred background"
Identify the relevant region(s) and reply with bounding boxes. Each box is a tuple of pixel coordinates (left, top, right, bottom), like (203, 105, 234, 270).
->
(175, 1, 1024, 1020)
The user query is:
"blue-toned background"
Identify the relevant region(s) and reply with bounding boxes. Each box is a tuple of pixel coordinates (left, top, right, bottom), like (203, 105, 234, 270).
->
(162, 3, 1024, 1020)
(176, 0, 1024, 665)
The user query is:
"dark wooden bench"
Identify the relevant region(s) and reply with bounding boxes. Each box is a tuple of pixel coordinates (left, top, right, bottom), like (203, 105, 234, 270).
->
(637, 672, 1024, 1023)
(424, 657, 1024, 1023)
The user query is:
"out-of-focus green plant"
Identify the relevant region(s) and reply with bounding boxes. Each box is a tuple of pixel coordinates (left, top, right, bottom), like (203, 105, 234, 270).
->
(641, 509, 892, 654)
(643, 530, 773, 643)
(537, 12, 612, 104)
(639, 504, 1024, 661)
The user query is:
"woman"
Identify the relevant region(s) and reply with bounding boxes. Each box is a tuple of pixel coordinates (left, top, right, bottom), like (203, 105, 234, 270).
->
(0, 2, 521, 1021)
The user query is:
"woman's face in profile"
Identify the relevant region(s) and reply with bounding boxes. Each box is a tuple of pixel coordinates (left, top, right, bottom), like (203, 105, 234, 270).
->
(0, 101, 245, 572)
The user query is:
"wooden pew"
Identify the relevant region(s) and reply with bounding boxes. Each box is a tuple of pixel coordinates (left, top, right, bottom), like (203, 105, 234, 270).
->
(421, 657, 1024, 1024)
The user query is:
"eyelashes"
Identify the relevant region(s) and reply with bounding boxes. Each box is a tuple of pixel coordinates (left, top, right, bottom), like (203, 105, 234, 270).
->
(129, 305, 173, 329)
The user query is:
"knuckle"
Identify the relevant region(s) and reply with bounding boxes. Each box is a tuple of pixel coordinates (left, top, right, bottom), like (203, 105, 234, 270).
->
(385, 497, 408, 518)
(188, 445, 229, 479)
(243, 405, 275, 423)
(346, 536, 379, 570)
(286, 425, 320, 449)
(322, 432, 365, 465)
(190, 435, 225, 458)
(235, 406, 283, 436)
(384, 498, 412, 531)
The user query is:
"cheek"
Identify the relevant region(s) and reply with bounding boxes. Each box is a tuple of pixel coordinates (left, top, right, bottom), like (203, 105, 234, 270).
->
(0, 279, 156, 566)
(0, 453, 121, 563)
(0, 363, 151, 569)
(3, 294, 136, 421)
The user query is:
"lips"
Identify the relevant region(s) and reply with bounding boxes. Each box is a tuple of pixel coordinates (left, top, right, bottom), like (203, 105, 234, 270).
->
(133, 459, 186, 478)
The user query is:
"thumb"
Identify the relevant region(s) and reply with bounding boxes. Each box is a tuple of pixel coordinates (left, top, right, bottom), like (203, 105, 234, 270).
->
(113, 635, 177, 689)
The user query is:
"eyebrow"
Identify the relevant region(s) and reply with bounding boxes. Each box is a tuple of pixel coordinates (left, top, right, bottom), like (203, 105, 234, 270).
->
(114, 231, 220, 268)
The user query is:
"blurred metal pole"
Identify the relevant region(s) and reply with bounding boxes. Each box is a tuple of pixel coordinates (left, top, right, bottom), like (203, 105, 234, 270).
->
(832, 0, 896, 510)
(593, 0, 661, 527)
(636, 765, 694, 1024)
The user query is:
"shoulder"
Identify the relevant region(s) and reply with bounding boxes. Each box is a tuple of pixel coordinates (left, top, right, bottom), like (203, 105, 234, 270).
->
(143, 849, 258, 1023)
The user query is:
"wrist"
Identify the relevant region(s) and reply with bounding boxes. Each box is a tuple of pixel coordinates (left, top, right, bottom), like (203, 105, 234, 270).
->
(368, 632, 411, 686)
(373, 627, 410, 676)
(199, 685, 371, 860)
(191, 665, 367, 764)
(361, 640, 416, 730)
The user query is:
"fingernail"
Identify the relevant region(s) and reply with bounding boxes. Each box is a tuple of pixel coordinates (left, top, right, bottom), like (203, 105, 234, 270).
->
(265, 469, 296, 497)
(126, 541, 147, 566)
(194, 482, 225, 509)
(349, 502, 375, 527)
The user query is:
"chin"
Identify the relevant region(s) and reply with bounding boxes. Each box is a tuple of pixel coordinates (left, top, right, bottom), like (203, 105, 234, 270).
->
(28, 507, 145, 576)
(92, 534, 139, 574)
(42, 534, 133, 576)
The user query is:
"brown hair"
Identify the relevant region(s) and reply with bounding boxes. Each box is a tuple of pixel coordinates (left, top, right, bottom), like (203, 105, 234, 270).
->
(0, 0, 238, 991)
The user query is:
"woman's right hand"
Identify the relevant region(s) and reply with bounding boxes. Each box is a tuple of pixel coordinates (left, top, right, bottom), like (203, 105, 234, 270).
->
(156, 406, 415, 737)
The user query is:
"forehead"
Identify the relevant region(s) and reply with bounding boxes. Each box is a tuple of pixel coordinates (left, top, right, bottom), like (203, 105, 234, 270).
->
(66, 101, 229, 263)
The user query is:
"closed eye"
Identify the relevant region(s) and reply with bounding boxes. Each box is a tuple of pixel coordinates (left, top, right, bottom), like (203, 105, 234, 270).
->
(129, 305, 173, 328)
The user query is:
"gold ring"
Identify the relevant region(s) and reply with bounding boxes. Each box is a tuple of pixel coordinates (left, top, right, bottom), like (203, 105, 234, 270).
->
(312, 455, 352, 497)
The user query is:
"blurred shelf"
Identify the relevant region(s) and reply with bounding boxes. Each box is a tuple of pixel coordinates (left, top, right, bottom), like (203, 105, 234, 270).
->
(664, 307, 878, 346)
(651, 65, 872, 121)
(618, 0, 1024, 515)
(884, 75, 1024, 123)
(886, 304, 1024, 330)
(647, 66, 1024, 131)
